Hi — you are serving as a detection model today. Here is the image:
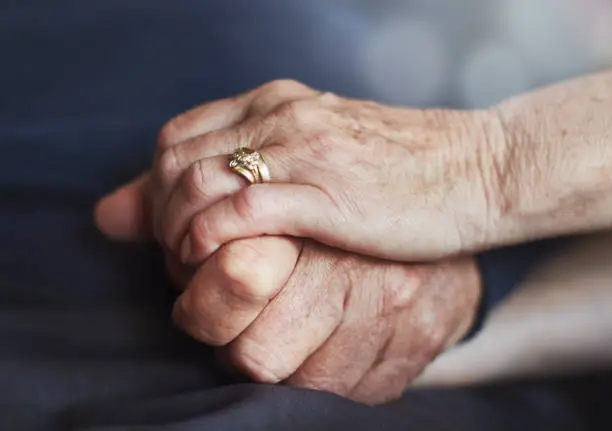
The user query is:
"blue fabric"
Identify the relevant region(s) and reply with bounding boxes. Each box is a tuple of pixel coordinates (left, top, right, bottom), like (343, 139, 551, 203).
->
(0, 1, 595, 430)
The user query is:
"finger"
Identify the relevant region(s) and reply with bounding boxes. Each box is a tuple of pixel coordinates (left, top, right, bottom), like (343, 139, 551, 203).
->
(172, 236, 301, 346)
(153, 83, 320, 245)
(153, 83, 313, 200)
(284, 263, 390, 396)
(246, 79, 319, 116)
(155, 84, 318, 195)
(152, 118, 267, 243)
(181, 183, 334, 265)
(348, 360, 414, 405)
(348, 314, 433, 405)
(350, 260, 478, 404)
(285, 319, 386, 397)
(161, 155, 246, 252)
(156, 78, 315, 152)
(156, 91, 255, 152)
(155, 121, 258, 200)
(152, 91, 257, 243)
(346, 312, 423, 405)
(94, 173, 151, 241)
(227, 244, 344, 383)
(284, 256, 426, 401)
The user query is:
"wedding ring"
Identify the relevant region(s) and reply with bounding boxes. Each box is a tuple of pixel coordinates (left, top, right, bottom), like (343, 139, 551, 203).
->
(228, 147, 270, 184)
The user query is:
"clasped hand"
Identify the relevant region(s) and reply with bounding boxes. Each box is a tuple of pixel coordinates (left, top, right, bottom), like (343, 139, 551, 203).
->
(96, 80, 495, 404)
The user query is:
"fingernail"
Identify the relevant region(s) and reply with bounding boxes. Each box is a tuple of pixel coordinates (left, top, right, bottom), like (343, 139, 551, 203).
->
(180, 235, 192, 264)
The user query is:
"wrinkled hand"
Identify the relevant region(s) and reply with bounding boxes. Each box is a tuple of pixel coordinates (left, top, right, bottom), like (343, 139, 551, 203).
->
(95, 176, 481, 405)
(180, 237, 480, 403)
(174, 240, 481, 405)
(94, 79, 484, 404)
(143, 79, 506, 266)
(96, 191, 481, 404)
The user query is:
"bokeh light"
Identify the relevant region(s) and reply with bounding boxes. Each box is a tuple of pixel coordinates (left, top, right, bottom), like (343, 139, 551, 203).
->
(461, 41, 531, 108)
(348, 0, 612, 107)
(359, 15, 448, 106)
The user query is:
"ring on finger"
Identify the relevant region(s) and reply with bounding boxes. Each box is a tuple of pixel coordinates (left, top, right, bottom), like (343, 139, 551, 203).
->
(228, 147, 271, 184)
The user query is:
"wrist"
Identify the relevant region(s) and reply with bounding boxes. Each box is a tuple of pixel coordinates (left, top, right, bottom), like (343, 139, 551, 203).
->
(486, 75, 612, 245)
(481, 99, 578, 248)
(481, 103, 525, 247)
(483, 100, 558, 248)
(463, 107, 516, 251)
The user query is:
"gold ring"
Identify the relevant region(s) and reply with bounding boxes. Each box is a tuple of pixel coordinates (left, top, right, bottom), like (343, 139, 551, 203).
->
(228, 147, 270, 184)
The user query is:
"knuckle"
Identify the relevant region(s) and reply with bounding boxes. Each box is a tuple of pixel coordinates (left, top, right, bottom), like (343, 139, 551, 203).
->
(216, 242, 272, 302)
(410, 308, 449, 357)
(157, 147, 180, 186)
(252, 80, 315, 117)
(427, 322, 450, 352)
(183, 160, 213, 205)
(231, 186, 261, 224)
(317, 91, 340, 105)
(263, 78, 306, 95)
(303, 131, 331, 155)
(275, 99, 315, 126)
(377, 268, 423, 317)
(274, 100, 298, 121)
(201, 326, 232, 347)
(231, 338, 281, 383)
(188, 213, 212, 258)
(157, 120, 181, 151)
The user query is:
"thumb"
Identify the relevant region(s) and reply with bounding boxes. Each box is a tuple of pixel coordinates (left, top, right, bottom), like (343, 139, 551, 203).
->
(94, 173, 152, 241)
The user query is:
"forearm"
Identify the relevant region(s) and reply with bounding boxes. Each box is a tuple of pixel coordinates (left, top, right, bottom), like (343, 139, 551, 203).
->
(414, 232, 612, 387)
(491, 71, 612, 245)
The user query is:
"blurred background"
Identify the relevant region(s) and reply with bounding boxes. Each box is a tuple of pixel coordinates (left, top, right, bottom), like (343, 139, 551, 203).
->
(333, 0, 612, 107)
(3, 0, 611, 127)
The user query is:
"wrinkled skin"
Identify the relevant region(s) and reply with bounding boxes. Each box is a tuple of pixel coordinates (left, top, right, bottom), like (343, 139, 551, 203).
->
(171, 237, 481, 405)
(147, 80, 504, 265)
(96, 194, 481, 404)
(95, 79, 484, 404)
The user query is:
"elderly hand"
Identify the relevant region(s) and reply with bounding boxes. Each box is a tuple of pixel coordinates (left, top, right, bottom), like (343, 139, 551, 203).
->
(146, 79, 506, 265)
(94, 79, 484, 404)
(180, 240, 481, 405)
(96, 191, 481, 404)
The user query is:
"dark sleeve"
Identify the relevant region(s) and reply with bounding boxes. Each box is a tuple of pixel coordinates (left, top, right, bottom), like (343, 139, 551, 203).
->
(463, 237, 568, 341)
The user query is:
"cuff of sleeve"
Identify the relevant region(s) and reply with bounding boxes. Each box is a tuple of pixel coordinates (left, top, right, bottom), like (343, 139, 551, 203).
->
(461, 237, 568, 343)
